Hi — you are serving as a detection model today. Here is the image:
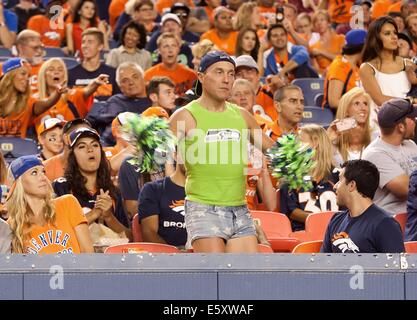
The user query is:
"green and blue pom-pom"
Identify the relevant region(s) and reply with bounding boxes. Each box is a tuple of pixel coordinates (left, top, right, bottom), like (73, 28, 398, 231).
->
(267, 134, 315, 191)
(122, 114, 176, 173)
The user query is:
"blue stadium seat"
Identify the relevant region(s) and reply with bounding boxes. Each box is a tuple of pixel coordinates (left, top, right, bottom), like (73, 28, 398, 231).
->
(0, 47, 12, 57)
(0, 56, 10, 62)
(44, 47, 66, 57)
(61, 57, 79, 69)
(291, 78, 324, 106)
(301, 106, 334, 127)
(314, 93, 324, 107)
(0, 137, 39, 163)
(109, 39, 118, 49)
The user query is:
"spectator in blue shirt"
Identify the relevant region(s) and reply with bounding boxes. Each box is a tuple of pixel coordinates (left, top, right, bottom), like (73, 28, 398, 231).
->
(0, 1, 17, 49)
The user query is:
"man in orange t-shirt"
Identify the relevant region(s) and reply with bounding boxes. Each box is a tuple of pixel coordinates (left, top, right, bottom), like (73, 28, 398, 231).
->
(15, 30, 45, 94)
(200, 6, 238, 56)
(261, 85, 303, 141)
(144, 32, 196, 96)
(323, 29, 366, 111)
(27, 0, 66, 48)
(319, 0, 354, 24)
(109, 0, 128, 30)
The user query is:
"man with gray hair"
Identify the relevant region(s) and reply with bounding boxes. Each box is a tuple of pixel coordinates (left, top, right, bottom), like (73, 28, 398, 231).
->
(87, 62, 152, 146)
(15, 29, 44, 92)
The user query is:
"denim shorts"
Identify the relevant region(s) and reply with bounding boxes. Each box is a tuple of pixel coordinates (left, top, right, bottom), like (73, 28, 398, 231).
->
(184, 200, 256, 245)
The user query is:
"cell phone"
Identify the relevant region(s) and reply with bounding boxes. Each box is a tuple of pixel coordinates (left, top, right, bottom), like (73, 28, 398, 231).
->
(276, 6, 284, 23)
(336, 117, 357, 132)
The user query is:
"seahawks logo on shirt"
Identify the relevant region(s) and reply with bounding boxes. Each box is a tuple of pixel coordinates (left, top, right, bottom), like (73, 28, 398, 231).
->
(205, 129, 241, 143)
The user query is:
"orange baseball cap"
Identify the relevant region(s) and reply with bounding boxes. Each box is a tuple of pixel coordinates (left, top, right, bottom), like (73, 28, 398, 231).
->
(37, 118, 67, 138)
(111, 112, 137, 138)
(142, 107, 169, 119)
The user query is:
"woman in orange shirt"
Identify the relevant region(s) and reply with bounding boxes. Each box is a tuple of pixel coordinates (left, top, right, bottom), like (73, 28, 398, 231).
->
(0, 58, 68, 138)
(7, 155, 94, 254)
(310, 10, 345, 75)
(34, 57, 108, 131)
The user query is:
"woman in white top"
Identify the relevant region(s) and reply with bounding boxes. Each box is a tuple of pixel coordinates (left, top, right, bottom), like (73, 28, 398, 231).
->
(359, 16, 413, 108)
(327, 87, 376, 167)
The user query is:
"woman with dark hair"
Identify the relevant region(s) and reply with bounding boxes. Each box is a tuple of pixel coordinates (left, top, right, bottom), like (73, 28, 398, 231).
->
(235, 28, 260, 61)
(53, 128, 131, 239)
(106, 20, 152, 71)
(66, 0, 110, 57)
(360, 16, 413, 108)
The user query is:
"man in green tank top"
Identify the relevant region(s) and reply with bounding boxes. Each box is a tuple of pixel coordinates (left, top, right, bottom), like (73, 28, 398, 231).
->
(169, 51, 275, 253)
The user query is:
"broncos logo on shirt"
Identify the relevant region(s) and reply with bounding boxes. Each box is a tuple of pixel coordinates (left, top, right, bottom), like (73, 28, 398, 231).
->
(169, 200, 185, 216)
(331, 232, 360, 253)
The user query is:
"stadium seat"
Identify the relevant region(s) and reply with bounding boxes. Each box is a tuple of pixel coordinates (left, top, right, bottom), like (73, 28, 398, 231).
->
(61, 57, 79, 69)
(109, 39, 118, 49)
(393, 212, 407, 236)
(0, 56, 10, 62)
(292, 240, 323, 253)
(44, 47, 66, 57)
(314, 93, 324, 107)
(0, 137, 38, 163)
(258, 244, 274, 253)
(132, 214, 143, 242)
(0, 47, 11, 57)
(404, 241, 417, 253)
(291, 78, 324, 106)
(305, 211, 334, 240)
(104, 242, 182, 254)
(301, 106, 334, 127)
(290, 211, 334, 242)
(251, 210, 300, 252)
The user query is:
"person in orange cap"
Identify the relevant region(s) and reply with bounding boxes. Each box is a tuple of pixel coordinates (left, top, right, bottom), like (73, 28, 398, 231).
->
(37, 118, 67, 160)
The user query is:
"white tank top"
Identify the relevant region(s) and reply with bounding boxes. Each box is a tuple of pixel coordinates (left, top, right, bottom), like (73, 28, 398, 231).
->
(365, 60, 411, 100)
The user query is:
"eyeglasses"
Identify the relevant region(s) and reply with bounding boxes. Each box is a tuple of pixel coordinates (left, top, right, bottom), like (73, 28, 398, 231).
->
(175, 13, 188, 17)
(27, 45, 45, 52)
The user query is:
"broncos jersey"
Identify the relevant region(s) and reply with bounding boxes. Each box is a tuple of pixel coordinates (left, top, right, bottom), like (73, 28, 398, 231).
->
(321, 204, 404, 253)
(280, 171, 339, 231)
(138, 177, 186, 247)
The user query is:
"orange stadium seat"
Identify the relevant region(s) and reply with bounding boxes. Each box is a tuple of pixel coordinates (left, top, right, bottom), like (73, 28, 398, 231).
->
(104, 242, 181, 254)
(290, 211, 334, 243)
(393, 213, 407, 236)
(251, 210, 300, 252)
(404, 241, 417, 253)
(132, 214, 143, 242)
(292, 240, 323, 253)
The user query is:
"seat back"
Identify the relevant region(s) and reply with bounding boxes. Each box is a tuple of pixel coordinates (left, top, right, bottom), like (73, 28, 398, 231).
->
(44, 47, 66, 57)
(258, 244, 274, 253)
(305, 211, 334, 241)
(314, 93, 324, 107)
(0, 137, 38, 163)
(291, 78, 324, 106)
(0, 47, 12, 57)
(292, 240, 323, 253)
(61, 57, 79, 69)
(132, 214, 143, 242)
(404, 241, 417, 253)
(251, 210, 292, 238)
(301, 106, 334, 127)
(104, 242, 181, 253)
(393, 212, 407, 236)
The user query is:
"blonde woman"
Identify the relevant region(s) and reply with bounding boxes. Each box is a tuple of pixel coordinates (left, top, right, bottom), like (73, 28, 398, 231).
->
(7, 155, 94, 253)
(279, 124, 339, 231)
(34, 57, 108, 132)
(0, 58, 66, 138)
(191, 39, 219, 72)
(327, 87, 375, 167)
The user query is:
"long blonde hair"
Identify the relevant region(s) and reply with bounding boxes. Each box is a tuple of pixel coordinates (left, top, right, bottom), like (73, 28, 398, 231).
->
(300, 124, 334, 182)
(234, 2, 257, 30)
(335, 87, 372, 163)
(0, 152, 6, 184)
(37, 58, 68, 101)
(7, 174, 55, 253)
(0, 68, 31, 117)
